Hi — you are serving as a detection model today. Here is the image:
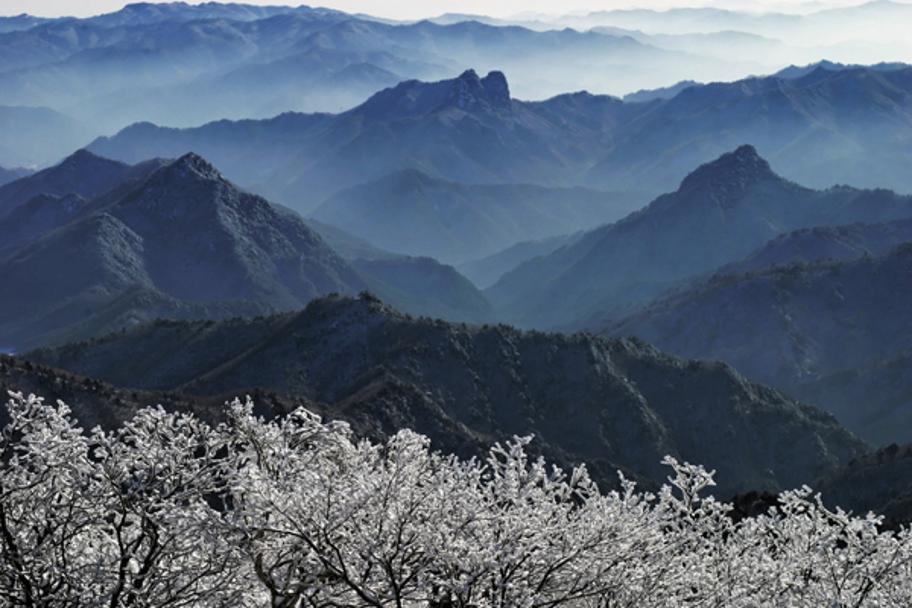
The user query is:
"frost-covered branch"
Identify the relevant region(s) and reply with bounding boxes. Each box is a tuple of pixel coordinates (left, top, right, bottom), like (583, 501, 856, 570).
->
(1, 392, 911, 607)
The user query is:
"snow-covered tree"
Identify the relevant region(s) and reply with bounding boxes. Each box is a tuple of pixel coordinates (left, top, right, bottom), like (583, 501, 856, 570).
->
(2, 391, 912, 607)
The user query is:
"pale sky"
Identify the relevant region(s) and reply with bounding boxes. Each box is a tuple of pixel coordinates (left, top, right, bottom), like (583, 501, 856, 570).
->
(0, 0, 875, 20)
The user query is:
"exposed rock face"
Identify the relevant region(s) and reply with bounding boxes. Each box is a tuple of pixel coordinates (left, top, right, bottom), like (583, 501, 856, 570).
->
(28, 294, 866, 497)
(349, 69, 512, 121)
(675, 145, 778, 206)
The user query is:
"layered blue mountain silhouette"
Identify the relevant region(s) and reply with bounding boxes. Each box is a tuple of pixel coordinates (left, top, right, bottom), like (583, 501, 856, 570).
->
(89, 66, 912, 216)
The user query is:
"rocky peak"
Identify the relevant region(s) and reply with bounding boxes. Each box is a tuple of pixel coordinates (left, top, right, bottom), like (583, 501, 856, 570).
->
(57, 149, 127, 173)
(355, 69, 513, 120)
(677, 145, 778, 205)
(117, 152, 253, 223)
(161, 152, 223, 182)
(449, 69, 511, 111)
(480, 70, 511, 108)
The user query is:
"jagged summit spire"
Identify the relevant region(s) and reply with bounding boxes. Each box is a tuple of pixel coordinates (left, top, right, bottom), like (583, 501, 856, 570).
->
(355, 69, 512, 120)
(448, 69, 511, 111)
(678, 145, 777, 200)
(480, 70, 510, 107)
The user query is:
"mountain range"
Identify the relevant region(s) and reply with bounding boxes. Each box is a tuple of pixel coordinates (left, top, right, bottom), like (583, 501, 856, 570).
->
(0, 105, 91, 168)
(6, 141, 912, 449)
(0, 150, 493, 350)
(5, 1, 912, 170)
(25, 292, 866, 498)
(457, 232, 584, 289)
(87, 65, 912, 217)
(311, 169, 642, 264)
(0, 149, 159, 219)
(89, 69, 631, 208)
(519, 2, 912, 46)
(607, 243, 912, 446)
(487, 145, 912, 329)
(719, 219, 912, 275)
(0, 2, 709, 160)
(0, 165, 31, 187)
(5, 0, 912, 543)
(9, 343, 911, 524)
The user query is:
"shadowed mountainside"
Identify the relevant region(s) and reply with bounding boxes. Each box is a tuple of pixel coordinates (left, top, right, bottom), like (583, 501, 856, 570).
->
(607, 245, 912, 446)
(0, 151, 493, 349)
(27, 293, 866, 497)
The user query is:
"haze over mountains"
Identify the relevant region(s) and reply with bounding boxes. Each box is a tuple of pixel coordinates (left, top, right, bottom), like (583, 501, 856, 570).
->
(0, 164, 31, 187)
(87, 65, 912, 219)
(480, 1, 912, 55)
(312, 169, 641, 263)
(0, 104, 91, 168)
(0, 1, 701, 161)
(5, 0, 912, 527)
(5, 0, 912, 169)
(488, 145, 912, 329)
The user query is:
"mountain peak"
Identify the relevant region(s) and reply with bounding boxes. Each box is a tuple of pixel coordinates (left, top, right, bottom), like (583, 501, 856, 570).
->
(678, 145, 778, 202)
(163, 152, 223, 181)
(117, 152, 248, 221)
(59, 149, 126, 171)
(450, 69, 511, 111)
(480, 70, 510, 105)
(355, 70, 512, 120)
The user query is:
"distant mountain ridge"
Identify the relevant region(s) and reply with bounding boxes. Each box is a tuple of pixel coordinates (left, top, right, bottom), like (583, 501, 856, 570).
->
(356, 69, 512, 118)
(0, 149, 144, 218)
(773, 60, 910, 80)
(458, 232, 584, 289)
(0, 150, 493, 350)
(622, 79, 699, 102)
(311, 167, 642, 264)
(487, 145, 912, 329)
(0, 165, 32, 187)
(607, 244, 912, 446)
(90, 69, 634, 208)
(0, 105, 91, 169)
(89, 65, 912, 213)
(26, 293, 866, 498)
(0, 4, 688, 153)
(719, 219, 912, 275)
